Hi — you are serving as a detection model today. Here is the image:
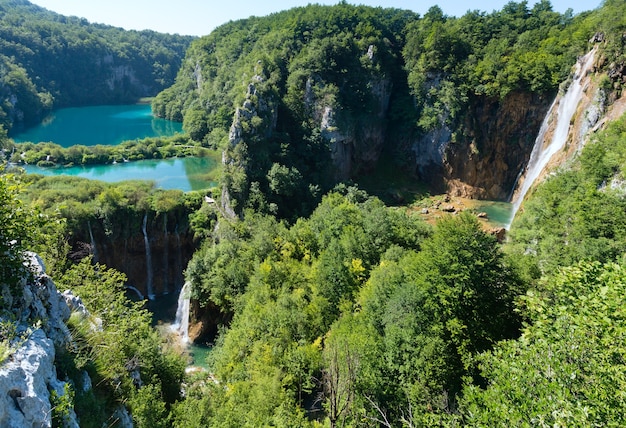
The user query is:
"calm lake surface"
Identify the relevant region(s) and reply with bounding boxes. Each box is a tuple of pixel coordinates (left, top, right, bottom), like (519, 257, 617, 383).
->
(24, 157, 218, 192)
(12, 104, 182, 147)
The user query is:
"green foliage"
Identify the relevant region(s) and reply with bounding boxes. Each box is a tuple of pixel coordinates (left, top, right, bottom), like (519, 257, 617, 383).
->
(510, 113, 626, 272)
(60, 258, 186, 425)
(128, 383, 170, 428)
(50, 383, 75, 428)
(457, 261, 626, 426)
(181, 191, 530, 425)
(0, 169, 44, 289)
(322, 213, 525, 424)
(11, 134, 218, 167)
(0, 0, 194, 130)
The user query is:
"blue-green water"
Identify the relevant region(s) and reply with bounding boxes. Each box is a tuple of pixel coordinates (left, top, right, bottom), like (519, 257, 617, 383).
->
(12, 104, 183, 147)
(24, 157, 218, 191)
(473, 201, 513, 228)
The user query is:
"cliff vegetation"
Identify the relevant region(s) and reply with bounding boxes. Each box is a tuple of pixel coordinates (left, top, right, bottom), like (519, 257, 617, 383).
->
(2, 0, 626, 427)
(0, 0, 194, 132)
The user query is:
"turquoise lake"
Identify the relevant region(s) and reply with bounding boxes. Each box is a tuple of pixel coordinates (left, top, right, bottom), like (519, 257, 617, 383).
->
(24, 157, 218, 192)
(12, 104, 183, 147)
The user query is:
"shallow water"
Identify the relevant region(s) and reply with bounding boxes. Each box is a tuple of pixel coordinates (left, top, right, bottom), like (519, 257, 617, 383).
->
(24, 157, 218, 191)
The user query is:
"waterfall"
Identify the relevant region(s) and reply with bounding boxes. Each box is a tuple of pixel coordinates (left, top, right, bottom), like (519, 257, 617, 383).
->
(125, 285, 145, 301)
(507, 48, 596, 227)
(171, 281, 191, 343)
(162, 215, 169, 294)
(174, 224, 184, 290)
(87, 221, 98, 262)
(142, 213, 155, 300)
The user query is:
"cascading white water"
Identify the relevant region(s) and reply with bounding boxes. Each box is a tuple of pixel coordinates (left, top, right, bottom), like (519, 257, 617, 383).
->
(142, 213, 155, 300)
(125, 285, 145, 301)
(171, 281, 190, 343)
(87, 221, 98, 262)
(507, 49, 596, 227)
(162, 215, 169, 293)
(174, 224, 184, 290)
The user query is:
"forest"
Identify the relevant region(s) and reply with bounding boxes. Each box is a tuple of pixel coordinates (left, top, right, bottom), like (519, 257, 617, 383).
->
(0, 0, 193, 132)
(2, 0, 626, 427)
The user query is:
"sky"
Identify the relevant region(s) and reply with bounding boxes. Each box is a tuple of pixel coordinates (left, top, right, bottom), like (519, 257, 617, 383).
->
(29, 0, 600, 37)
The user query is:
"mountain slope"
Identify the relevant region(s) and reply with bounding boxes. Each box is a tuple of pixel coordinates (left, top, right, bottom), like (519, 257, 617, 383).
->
(0, 0, 194, 131)
(153, 2, 608, 217)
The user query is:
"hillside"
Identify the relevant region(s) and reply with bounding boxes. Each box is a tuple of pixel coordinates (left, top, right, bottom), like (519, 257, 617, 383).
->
(152, 1, 621, 218)
(3, 0, 626, 427)
(0, 0, 194, 132)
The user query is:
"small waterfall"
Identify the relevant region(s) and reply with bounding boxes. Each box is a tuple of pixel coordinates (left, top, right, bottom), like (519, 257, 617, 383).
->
(507, 48, 596, 227)
(87, 221, 98, 262)
(142, 213, 155, 300)
(125, 285, 145, 301)
(171, 281, 191, 343)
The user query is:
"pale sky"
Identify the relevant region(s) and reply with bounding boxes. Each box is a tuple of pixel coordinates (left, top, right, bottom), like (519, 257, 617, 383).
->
(29, 0, 599, 37)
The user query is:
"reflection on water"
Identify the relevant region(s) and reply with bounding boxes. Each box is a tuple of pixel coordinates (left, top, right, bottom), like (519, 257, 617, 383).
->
(24, 157, 218, 192)
(12, 104, 183, 147)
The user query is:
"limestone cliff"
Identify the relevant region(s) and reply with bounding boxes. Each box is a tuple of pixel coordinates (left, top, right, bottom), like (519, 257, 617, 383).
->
(442, 92, 552, 200)
(70, 213, 196, 299)
(0, 253, 79, 428)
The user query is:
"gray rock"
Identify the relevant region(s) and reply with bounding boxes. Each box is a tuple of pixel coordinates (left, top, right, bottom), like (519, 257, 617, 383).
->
(0, 329, 78, 428)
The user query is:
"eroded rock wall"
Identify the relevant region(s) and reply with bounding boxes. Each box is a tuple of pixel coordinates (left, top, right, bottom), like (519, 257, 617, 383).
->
(0, 253, 78, 428)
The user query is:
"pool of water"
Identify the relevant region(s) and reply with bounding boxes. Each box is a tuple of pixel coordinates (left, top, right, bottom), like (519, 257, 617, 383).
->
(11, 104, 182, 147)
(188, 343, 212, 369)
(148, 291, 212, 370)
(472, 201, 514, 228)
(24, 156, 218, 191)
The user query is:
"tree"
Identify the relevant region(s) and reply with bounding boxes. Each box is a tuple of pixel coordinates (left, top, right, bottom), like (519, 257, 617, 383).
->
(458, 261, 626, 426)
(0, 170, 43, 289)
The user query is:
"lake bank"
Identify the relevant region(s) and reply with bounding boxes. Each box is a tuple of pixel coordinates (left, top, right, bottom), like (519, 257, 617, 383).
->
(11, 104, 183, 147)
(23, 156, 219, 192)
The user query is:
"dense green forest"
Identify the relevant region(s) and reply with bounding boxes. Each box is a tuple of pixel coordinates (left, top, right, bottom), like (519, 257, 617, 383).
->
(2, 0, 626, 427)
(0, 0, 193, 132)
(152, 0, 610, 214)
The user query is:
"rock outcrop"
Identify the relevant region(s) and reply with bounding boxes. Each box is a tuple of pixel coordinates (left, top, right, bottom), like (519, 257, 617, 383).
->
(409, 91, 553, 200)
(69, 214, 196, 299)
(0, 253, 79, 428)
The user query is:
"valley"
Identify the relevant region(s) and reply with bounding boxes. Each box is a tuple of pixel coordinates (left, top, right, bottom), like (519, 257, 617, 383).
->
(1, 0, 626, 427)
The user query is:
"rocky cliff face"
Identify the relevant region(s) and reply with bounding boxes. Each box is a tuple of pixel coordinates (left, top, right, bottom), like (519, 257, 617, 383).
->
(443, 92, 553, 200)
(317, 73, 392, 179)
(70, 214, 196, 299)
(0, 253, 79, 428)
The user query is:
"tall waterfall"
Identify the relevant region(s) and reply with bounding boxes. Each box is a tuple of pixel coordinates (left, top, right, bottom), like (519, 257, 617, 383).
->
(87, 221, 98, 262)
(162, 215, 169, 294)
(507, 48, 596, 227)
(171, 281, 190, 343)
(142, 213, 155, 300)
(174, 224, 184, 290)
